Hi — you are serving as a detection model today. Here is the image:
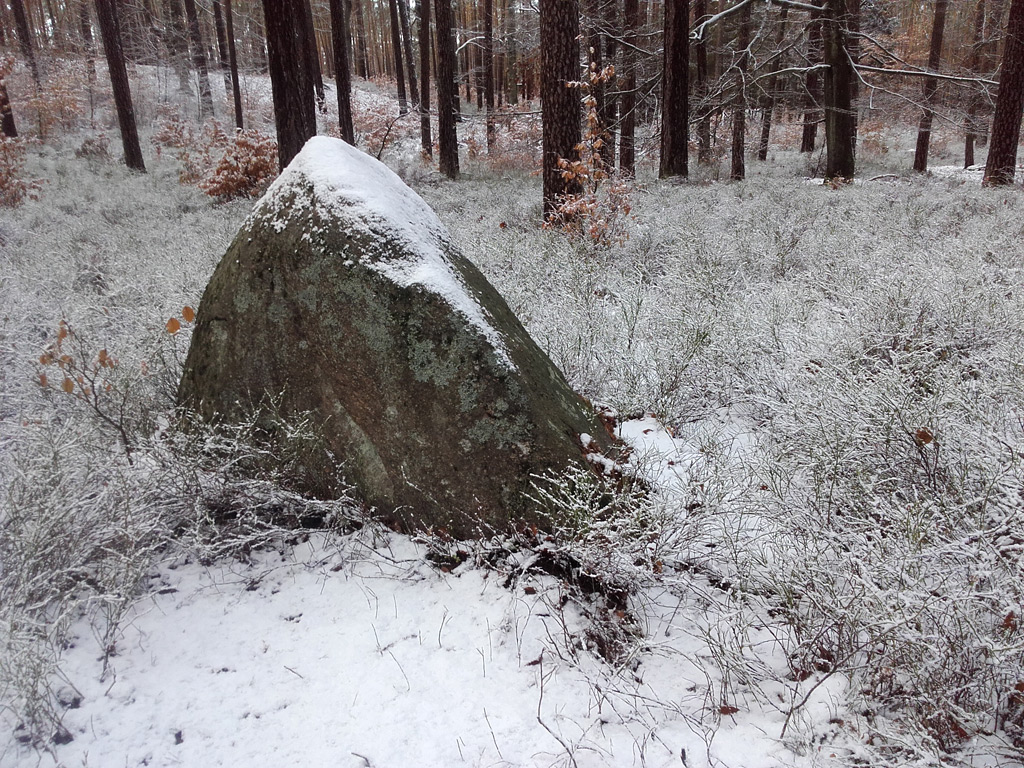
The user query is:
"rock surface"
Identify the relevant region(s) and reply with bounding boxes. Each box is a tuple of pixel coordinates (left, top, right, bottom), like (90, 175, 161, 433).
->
(177, 137, 614, 536)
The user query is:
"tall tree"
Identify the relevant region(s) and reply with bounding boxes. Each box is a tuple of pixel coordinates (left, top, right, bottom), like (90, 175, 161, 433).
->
(730, 0, 751, 181)
(600, 0, 618, 169)
(183, 0, 215, 118)
(352, 0, 369, 78)
(435, 0, 459, 177)
(419, 0, 432, 155)
(163, 0, 193, 94)
(483, 0, 495, 151)
(94, 0, 146, 171)
(619, 0, 639, 175)
(800, 16, 823, 153)
(398, 0, 419, 106)
(10, 0, 40, 85)
(388, 0, 408, 112)
(212, 0, 232, 94)
(983, 0, 1024, 185)
(660, 0, 689, 178)
(330, 0, 354, 143)
(694, 0, 711, 163)
(1, 73, 18, 137)
(225, 0, 243, 128)
(302, 0, 326, 110)
(823, 0, 857, 180)
(757, 5, 788, 162)
(912, 0, 948, 172)
(263, 0, 317, 169)
(964, 0, 988, 168)
(540, 0, 582, 216)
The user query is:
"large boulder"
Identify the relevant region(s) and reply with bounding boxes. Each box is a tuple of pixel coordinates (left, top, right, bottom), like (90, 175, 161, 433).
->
(178, 137, 614, 536)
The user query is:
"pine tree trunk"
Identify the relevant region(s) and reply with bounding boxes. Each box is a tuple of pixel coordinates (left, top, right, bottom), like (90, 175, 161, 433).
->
(399, 0, 419, 105)
(660, 0, 689, 178)
(163, 0, 193, 94)
(983, 0, 1024, 185)
(694, 0, 711, 163)
(484, 0, 495, 152)
(801, 16, 822, 152)
(302, 0, 326, 111)
(757, 5, 788, 162)
(11, 0, 40, 85)
(730, 0, 750, 181)
(330, 0, 353, 142)
(620, 0, 638, 176)
(600, 0, 618, 169)
(352, 0, 369, 78)
(823, 0, 856, 180)
(225, 0, 243, 128)
(388, 0, 408, 112)
(434, 0, 459, 177)
(0, 79, 18, 137)
(262, 0, 317, 169)
(540, 0, 581, 216)
(964, 0, 987, 167)
(212, 0, 232, 94)
(419, 0, 432, 154)
(80, 0, 96, 84)
(183, 0, 215, 118)
(913, 0, 948, 173)
(94, 0, 145, 171)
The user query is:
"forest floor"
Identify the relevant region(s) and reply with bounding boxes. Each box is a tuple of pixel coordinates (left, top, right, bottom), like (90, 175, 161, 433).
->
(2, 68, 1024, 768)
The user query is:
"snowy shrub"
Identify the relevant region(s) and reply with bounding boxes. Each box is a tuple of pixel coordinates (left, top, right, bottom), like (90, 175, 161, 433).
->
(198, 128, 278, 201)
(0, 135, 42, 207)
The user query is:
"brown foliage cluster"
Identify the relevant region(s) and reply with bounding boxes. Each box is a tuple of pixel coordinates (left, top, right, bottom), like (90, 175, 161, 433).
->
(154, 117, 279, 201)
(0, 134, 42, 207)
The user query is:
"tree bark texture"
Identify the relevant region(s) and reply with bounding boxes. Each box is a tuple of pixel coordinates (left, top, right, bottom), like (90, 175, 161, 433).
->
(419, 0, 432, 155)
(435, 0, 459, 178)
(302, 0, 325, 110)
(823, 0, 856, 180)
(388, 0, 408, 112)
(212, 0, 232, 94)
(183, 0, 215, 118)
(913, 0, 948, 173)
(95, 0, 146, 171)
(540, 0, 582, 216)
(330, 0, 354, 143)
(801, 16, 822, 153)
(619, 0, 639, 175)
(660, 0, 689, 178)
(262, 0, 317, 170)
(11, 0, 40, 85)
(730, 0, 750, 181)
(484, 0, 495, 151)
(225, 0, 243, 128)
(965, 0, 988, 168)
(1, 79, 18, 137)
(984, 0, 1024, 185)
(398, 0, 419, 106)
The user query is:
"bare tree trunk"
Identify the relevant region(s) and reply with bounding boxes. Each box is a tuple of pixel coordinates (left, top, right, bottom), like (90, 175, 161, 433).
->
(730, 0, 750, 181)
(212, 0, 232, 94)
(225, 0, 243, 128)
(694, 0, 712, 163)
(601, 0, 618, 169)
(757, 5, 788, 162)
(823, 0, 856, 180)
(540, 0, 582, 216)
(435, 0, 459, 177)
(913, 0, 948, 172)
(302, 0, 326, 111)
(660, 0, 689, 178)
(484, 0, 495, 152)
(801, 15, 822, 152)
(95, 0, 145, 171)
(964, 0, 987, 167)
(263, 0, 317, 169)
(11, 0, 40, 85)
(620, 0, 638, 176)
(330, 0, 354, 142)
(163, 0, 193, 94)
(183, 0, 215, 118)
(983, 0, 1024, 185)
(419, 0, 432, 154)
(0, 79, 18, 137)
(80, 0, 96, 84)
(352, 0, 369, 78)
(398, 0, 419, 105)
(388, 0, 408, 112)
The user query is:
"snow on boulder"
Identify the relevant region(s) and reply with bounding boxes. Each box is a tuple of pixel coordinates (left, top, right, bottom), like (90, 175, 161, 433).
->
(177, 137, 614, 536)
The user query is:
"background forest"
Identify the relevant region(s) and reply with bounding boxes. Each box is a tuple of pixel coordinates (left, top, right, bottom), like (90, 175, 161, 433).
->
(1, 1, 1024, 767)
